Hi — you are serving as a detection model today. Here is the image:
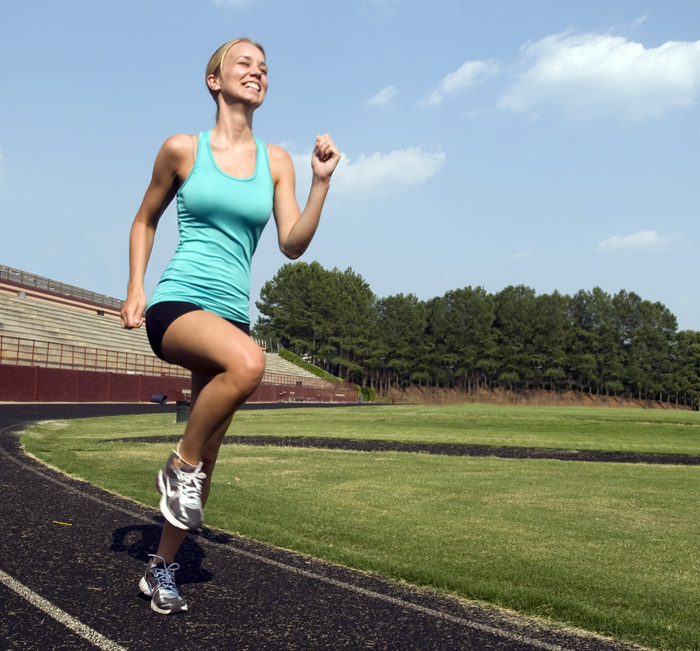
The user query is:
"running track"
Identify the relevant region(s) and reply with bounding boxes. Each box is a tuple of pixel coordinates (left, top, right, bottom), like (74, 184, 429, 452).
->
(0, 404, 643, 650)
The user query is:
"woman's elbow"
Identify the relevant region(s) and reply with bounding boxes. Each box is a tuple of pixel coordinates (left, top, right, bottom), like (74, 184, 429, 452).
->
(281, 246, 303, 260)
(279, 241, 306, 260)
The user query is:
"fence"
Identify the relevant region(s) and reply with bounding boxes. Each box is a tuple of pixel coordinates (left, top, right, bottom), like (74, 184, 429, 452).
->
(0, 334, 353, 391)
(0, 334, 187, 377)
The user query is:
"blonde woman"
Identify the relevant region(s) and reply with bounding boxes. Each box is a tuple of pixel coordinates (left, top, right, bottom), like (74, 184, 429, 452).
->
(121, 37, 340, 614)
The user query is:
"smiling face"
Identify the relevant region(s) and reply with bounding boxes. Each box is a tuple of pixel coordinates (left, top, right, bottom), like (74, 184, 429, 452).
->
(206, 39, 268, 110)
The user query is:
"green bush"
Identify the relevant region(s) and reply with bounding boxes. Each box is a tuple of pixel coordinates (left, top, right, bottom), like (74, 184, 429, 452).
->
(278, 348, 344, 384)
(357, 385, 376, 402)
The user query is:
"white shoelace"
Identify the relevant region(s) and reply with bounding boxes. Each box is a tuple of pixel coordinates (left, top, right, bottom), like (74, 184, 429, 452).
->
(175, 464, 206, 510)
(149, 554, 181, 597)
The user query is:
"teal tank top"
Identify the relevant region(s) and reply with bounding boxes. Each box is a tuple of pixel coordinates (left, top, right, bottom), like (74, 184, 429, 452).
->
(149, 130, 274, 323)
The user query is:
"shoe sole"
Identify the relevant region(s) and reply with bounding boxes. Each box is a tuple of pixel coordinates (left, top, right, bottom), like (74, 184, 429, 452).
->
(157, 469, 201, 532)
(151, 600, 188, 615)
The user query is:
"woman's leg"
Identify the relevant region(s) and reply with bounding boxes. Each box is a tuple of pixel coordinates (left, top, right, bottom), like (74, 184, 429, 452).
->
(155, 311, 264, 532)
(161, 311, 265, 466)
(154, 371, 235, 562)
(142, 315, 264, 613)
(142, 413, 235, 614)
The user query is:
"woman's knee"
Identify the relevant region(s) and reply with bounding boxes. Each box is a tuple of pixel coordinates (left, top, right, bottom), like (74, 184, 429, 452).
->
(227, 345, 265, 395)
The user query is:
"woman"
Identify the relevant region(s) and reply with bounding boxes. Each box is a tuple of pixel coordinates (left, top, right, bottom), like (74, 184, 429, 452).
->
(120, 37, 340, 614)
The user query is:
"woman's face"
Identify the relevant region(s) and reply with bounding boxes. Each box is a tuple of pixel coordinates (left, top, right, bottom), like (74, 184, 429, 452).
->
(216, 41, 268, 108)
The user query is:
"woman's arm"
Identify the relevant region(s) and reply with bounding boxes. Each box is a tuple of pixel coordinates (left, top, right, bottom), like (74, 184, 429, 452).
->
(271, 134, 340, 260)
(120, 135, 192, 329)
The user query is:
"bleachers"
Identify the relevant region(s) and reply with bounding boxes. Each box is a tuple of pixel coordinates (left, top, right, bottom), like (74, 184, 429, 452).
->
(0, 280, 332, 387)
(0, 283, 153, 355)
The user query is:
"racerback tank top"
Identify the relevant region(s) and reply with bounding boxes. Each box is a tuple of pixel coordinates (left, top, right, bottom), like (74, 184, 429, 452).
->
(148, 130, 274, 323)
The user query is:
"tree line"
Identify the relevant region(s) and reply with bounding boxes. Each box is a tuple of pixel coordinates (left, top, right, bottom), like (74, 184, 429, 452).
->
(253, 261, 700, 407)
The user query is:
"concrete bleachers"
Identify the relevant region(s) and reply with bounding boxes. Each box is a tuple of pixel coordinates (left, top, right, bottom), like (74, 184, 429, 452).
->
(0, 286, 152, 355)
(0, 281, 331, 386)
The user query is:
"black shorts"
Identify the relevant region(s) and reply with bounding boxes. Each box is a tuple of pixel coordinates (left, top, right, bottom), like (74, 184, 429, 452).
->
(145, 301, 250, 363)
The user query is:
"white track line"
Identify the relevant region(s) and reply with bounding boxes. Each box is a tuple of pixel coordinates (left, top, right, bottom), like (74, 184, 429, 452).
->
(212, 542, 570, 650)
(0, 422, 573, 651)
(0, 568, 127, 651)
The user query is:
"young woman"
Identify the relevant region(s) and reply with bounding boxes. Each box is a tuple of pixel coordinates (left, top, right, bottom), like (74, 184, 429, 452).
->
(120, 37, 340, 614)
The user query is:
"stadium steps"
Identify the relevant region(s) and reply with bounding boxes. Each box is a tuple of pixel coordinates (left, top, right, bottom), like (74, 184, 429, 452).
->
(0, 291, 153, 354)
(0, 288, 329, 384)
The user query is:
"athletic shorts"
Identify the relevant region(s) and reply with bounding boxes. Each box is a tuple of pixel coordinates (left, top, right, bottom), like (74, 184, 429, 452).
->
(145, 301, 250, 363)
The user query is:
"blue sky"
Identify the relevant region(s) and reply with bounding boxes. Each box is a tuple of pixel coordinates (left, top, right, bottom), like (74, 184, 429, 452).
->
(1, 0, 699, 329)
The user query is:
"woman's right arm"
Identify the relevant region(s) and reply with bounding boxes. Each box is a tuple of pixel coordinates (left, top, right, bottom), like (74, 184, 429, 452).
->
(120, 135, 192, 329)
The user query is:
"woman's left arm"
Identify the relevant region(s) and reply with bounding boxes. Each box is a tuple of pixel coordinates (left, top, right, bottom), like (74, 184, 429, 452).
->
(271, 134, 340, 260)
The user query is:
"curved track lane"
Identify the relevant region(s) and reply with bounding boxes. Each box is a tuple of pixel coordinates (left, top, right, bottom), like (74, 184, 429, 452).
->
(0, 404, 644, 650)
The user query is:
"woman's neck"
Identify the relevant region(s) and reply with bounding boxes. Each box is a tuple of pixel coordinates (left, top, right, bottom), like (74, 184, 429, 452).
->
(212, 105, 255, 144)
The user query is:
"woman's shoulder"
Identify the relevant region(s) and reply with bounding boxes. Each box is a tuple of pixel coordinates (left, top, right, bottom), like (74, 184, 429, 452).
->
(265, 143, 294, 183)
(266, 142, 293, 168)
(153, 133, 202, 172)
(160, 133, 199, 156)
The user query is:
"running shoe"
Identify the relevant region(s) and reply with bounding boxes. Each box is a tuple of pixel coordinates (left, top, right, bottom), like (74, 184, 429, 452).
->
(156, 452, 206, 531)
(139, 554, 188, 615)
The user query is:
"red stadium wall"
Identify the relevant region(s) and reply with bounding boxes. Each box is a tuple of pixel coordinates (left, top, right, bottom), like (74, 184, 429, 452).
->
(248, 383, 356, 403)
(0, 364, 357, 404)
(0, 365, 191, 403)
(0, 365, 37, 402)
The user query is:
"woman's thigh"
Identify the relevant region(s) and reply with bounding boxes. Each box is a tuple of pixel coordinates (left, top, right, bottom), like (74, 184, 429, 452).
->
(161, 310, 265, 383)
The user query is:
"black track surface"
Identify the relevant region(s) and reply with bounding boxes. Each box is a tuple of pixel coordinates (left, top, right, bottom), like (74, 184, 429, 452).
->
(119, 434, 700, 465)
(0, 404, 646, 650)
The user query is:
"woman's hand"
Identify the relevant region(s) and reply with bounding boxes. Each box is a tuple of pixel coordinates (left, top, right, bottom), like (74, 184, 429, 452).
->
(311, 134, 340, 182)
(120, 289, 147, 329)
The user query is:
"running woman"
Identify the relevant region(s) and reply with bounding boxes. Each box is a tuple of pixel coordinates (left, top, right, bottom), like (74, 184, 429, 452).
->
(120, 37, 340, 614)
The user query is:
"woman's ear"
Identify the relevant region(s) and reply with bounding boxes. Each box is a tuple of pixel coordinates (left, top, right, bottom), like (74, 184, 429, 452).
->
(206, 74, 220, 92)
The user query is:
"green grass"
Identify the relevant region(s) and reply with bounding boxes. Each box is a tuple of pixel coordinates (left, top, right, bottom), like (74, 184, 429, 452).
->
(236, 404, 700, 455)
(21, 404, 700, 650)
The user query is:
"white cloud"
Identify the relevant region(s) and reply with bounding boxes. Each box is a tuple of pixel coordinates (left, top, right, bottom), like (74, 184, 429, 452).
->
(513, 249, 534, 259)
(500, 31, 700, 121)
(596, 230, 687, 252)
(426, 59, 499, 105)
(291, 148, 445, 199)
(368, 85, 398, 107)
(630, 14, 648, 30)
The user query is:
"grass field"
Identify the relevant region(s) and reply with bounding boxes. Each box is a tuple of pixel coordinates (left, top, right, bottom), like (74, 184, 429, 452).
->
(21, 404, 700, 650)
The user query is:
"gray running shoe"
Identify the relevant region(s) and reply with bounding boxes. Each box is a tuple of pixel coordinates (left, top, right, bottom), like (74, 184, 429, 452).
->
(156, 452, 206, 531)
(139, 554, 188, 615)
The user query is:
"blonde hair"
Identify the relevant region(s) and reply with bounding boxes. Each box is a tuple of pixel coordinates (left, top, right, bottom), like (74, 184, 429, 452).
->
(205, 37, 266, 102)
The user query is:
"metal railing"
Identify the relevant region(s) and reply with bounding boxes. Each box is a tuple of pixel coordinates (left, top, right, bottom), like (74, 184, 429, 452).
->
(0, 265, 123, 310)
(260, 370, 338, 389)
(0, 334, 346, 388)
(0, 334, 187, 377)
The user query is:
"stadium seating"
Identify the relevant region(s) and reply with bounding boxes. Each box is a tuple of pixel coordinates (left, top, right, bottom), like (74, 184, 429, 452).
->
(0, 279, 329, 386)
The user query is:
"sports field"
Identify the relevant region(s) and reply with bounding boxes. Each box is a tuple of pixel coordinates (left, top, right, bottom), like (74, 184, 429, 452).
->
(22, 404, 700, 650)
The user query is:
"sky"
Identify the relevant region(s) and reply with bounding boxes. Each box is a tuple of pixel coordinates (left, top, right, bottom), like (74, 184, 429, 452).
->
(1, 0, 699, 330)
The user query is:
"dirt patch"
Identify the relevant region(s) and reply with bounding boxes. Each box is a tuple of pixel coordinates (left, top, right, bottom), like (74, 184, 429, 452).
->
(385, 386, 693, 410)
